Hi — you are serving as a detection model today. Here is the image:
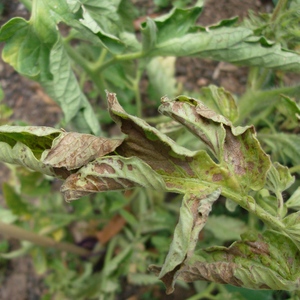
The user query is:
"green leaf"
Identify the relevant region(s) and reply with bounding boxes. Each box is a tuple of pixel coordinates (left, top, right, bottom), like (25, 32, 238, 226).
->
(41, 39, 100, 133)
(0, 241, 32, 259)
(0, 207, 18, 224)
(31, 247, 48, 274)
(0, 2, 101, 134)
(2, 183, 30, 215)
(152, 5, 203, 44)
(260, 133, 300, 167)
(265, 162, 295, 194)
(146, 56, 177, 102)
(67, 0, 125, 54)
(286, 187, 300, 210)
(283, 212, 300, 248)
(157, 230, 300, 291)
(61, 156, 166, 201)
(141, 18, 157, 52)
(205, 215, 248, 242)
(0, 125, 62, 176)
(144, 11, 300, 72)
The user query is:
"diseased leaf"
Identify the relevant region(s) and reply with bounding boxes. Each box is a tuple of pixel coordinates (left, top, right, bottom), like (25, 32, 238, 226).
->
(42, 132, 122, 170)
(158, 95, 271, 193)
(155, 230, 300, 291)
(61, 156, 166, 201)
(196, 85, 239, 123)
(108, 92, 220, 196)
(149, 189, 221, 294)
(0, 126, 120, 178)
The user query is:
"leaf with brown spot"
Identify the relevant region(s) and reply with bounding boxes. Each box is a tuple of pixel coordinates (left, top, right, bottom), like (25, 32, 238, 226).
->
(158, 95, 271, 192)
(155, 230, 300, 292)
(149, 189, 221, 294)
(61, 156, 166, 201)
(107, 92, 271, 197)
(41, 132, 123, 170)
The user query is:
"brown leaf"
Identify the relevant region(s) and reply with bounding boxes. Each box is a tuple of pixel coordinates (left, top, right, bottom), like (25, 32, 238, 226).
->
(42, 132, 123, 170)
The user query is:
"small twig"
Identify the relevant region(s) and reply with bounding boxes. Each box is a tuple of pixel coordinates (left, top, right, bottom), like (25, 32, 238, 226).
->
(0, 221, 91, 257)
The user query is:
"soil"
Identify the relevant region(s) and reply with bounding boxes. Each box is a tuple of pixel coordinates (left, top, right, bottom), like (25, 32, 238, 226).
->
(0, 1, 272, 299)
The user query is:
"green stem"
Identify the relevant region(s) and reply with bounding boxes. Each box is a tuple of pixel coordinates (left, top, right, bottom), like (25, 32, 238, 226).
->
(97, 51, 145, 73)
(63, 41, 106, 95)
(271, 0, 289, 22)
(0, 221, 90, 256)
(255, 68, 270, 90)
(276, 191, 285, 218)
(19, 0, 32, 11)
(91, 49, 108, 72)
(133, 66, 144, 117)
(289, 165, 300, 174)
(186, 283, 217, 300)
(225, 191, 285, 232)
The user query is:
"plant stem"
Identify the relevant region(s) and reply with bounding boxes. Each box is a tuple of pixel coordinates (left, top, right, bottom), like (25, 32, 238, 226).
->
(19, 0, 32, 11)
(289, 165, 300, 174)
(271, 0, 289, 22)
(97, 51, 145, 73)
(0, 221, 90, 256)
(133, 66, 143, 117)
(186, 283, 217, 300)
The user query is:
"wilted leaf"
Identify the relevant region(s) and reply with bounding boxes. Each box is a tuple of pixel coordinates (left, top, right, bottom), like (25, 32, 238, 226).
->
(108, 92, 222, 196)
(158, 95, 271, 193)
(153, 230, 300, 292)
(42, 132, 122, 170)
(61, 156, 166, 201)
(0, 126, 120, 178)
(197, 85, 239, 123)
(149, 189, 221, 294)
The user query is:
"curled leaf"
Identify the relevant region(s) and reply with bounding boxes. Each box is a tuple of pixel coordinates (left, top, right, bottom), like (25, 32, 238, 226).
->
(0, 125, 62, 176)
(159, 95, 271, 192)
(149, 189, 221, 294)
(42, 132, 122, 170)
(61, 156, 166, 201)
(154, 230, 300, 292)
